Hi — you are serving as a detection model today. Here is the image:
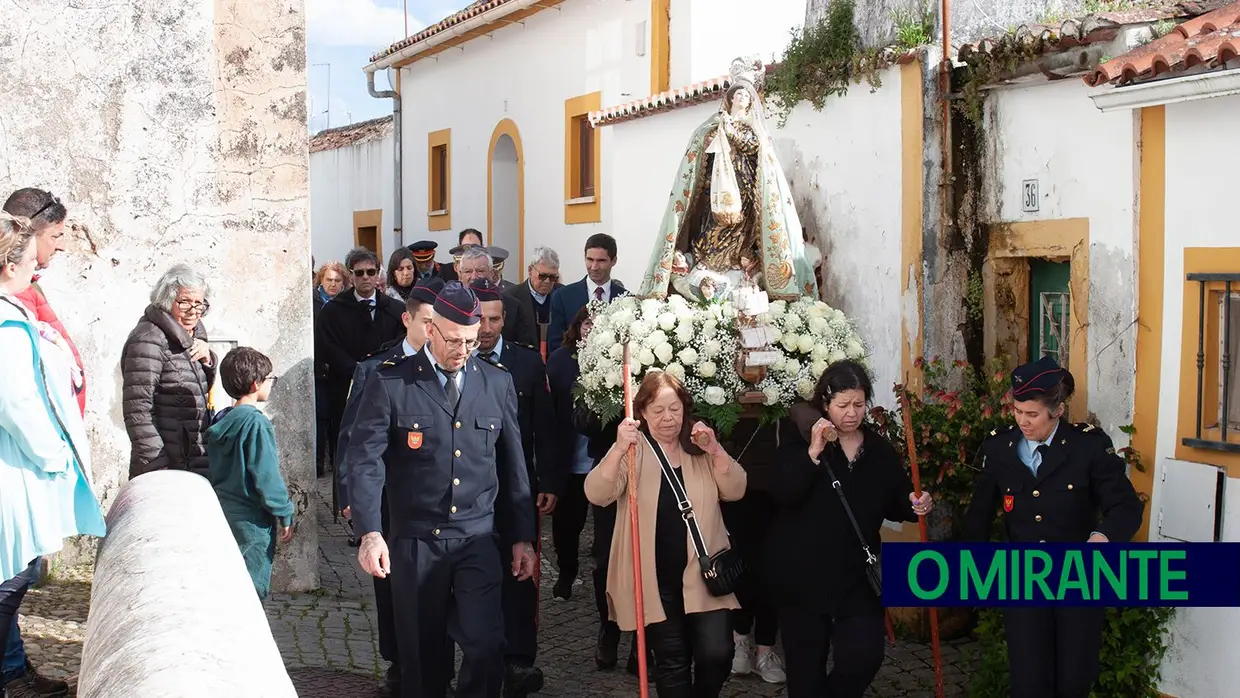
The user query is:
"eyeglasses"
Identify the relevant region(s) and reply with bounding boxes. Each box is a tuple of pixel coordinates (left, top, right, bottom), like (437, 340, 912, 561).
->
(352, 268, 380, 277)
(265, 374, 280, 386)
(175, 299, 210, 315)
(536, 272, 560, 282)
(432, 322, 480, 351)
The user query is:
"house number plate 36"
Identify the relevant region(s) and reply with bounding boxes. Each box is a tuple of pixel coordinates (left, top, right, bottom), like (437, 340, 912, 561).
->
(1022, 179, 1039, 213)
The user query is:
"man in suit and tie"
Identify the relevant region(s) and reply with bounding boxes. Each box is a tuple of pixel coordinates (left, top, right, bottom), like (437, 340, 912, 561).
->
(335, 276, 441, 697)
(503, 246, 563, 355)
(349, 282, 537, 698)
(470, 279, 557, 697)
(547, 233, 624, 349)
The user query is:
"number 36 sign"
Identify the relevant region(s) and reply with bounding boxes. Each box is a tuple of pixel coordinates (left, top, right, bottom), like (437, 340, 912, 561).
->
(1022, 179, 1040, 213)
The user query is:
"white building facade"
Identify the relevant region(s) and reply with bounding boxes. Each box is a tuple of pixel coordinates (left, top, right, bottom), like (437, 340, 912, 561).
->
(308, 116, 395, 264)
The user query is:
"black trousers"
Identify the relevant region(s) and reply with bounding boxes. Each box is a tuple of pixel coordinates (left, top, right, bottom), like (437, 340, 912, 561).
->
(778, 607, 885, 698)
(646, 590, 734, 698)
(390, 534, 506, 698)
(1003, 606, 1106, 698)
(551, 473, 589, 581)
(0, 561, 36, 657)
(720, 497, 777, 646)
(498, 537, 538, 665)
(591, 502, 619, 634)
(374, 494, 399, 665)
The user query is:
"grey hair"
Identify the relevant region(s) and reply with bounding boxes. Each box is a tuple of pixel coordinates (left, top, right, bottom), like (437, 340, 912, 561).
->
(460, 245, 493, 267)
(529, 246, 560, 269)
(150, 263, 212, 311)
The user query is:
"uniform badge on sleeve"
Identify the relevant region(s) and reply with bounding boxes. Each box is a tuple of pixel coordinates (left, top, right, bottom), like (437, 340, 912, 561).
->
(408, 432, 424, 450)
(1003, 495, 1014, 513)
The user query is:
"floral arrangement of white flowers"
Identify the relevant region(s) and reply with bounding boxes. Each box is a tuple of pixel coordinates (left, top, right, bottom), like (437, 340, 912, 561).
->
(574, 293, 868, 433)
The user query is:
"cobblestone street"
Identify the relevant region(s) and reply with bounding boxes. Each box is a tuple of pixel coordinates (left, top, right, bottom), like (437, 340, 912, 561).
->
(18, 476, 978, 696)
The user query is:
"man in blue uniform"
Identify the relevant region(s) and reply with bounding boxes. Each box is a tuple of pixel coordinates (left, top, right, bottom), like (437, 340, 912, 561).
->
(408, 241, 452, 282)
(962, 356, 1144, 698)
(336, 276, 441, 697)
(348, 282, 537, 698)
(470, 280, 557, 697)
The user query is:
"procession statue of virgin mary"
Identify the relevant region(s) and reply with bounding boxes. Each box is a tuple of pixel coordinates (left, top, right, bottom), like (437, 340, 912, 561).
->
(639, 56, 818, 302)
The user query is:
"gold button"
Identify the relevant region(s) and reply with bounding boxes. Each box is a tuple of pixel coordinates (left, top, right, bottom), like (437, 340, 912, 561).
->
(455, 421, 461, 429)
(490, 424, 495, 430)
(1033, 490, 1040, 497)
(413, 423, 419, 429)
(1067, 484, 1074, 490)
(454, 449, 461, 457)
(453, 478, 461, 486)
(433, 528, 440, 535)
(450, 506, 457, 513)
(1039, 539, 1046, 543)
(1035, 515, 1043, 522)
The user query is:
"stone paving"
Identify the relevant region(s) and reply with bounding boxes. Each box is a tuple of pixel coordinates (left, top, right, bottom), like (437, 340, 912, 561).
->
(16, 475, 978, 697)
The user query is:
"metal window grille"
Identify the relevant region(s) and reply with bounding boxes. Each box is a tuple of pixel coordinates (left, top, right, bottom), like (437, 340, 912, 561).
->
(1184, 273, 1240, 454)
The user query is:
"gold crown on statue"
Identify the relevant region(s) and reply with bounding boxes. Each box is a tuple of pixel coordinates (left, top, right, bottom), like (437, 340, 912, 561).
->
(728, 55, 765, 92)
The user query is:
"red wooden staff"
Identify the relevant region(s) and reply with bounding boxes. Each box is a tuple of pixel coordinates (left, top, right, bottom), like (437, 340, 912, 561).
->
(623, 343, 651, 697)
(900, 378, 944, 698)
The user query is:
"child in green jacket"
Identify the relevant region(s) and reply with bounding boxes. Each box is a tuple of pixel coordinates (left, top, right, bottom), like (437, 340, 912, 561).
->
(208, 346, 295, 600)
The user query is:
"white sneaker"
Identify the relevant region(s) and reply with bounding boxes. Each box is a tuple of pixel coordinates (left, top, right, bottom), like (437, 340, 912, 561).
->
(731, 633, 755, 675)
(755, 650, 787, 684)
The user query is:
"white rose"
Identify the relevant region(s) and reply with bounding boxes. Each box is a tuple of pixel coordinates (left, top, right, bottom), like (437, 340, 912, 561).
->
(827, 350, 846, 364)
(613, 310, 636, 328)
(630, 319, 652, 340)
(781, 358, 801, 375)
(671, 301, 694, 321)
(808, 316, 828, 334)
(811, 344, 830, 362)
(697, 361, 717, 378)
(815, 300, 829, 311)
(658, 312, 678, 331)
(768, 300, 787, 318)
(783, 313, 803, 332)
(641, 298, 664, 319)
(654, 342, 675, 364)
(796, 378, 816, 400)
(846, 338, 864, 357)
(811, 360, 828, 378)
(643, 329, 669, 349)
(604, 371, 621, 388)
(768, 327, 783, 343)
(702, 339, 722, 358)
(805, 304, 825, 320)
(763, 386, 781, 405)
(722, 305, 738, 320)
(639, 348, 657, 366)
(797, 335, 816, 354)
(608, 343, 624, 361)
(780, 333, 800, 352)
(704, 386, 727, 406)
(665, 363, 686, 381)
(677, 347, 699, 366)
(675, 322, 696, 345)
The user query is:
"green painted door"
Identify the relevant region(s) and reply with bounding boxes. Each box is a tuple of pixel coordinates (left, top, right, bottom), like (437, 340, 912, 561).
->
(1029, 260, 1071, 367)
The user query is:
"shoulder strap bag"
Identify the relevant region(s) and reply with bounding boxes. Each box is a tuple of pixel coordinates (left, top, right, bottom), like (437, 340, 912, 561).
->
(643, 433, 743, 597)
(821, 455, 882, 598)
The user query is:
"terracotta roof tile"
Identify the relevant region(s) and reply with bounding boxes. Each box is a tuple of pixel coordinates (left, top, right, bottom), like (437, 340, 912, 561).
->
(309, 116, 394, 154)
(1084, 0, 1240, 86)
(370, 0, 512, 63)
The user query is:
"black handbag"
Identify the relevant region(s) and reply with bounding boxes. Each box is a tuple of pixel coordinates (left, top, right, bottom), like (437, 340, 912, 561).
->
(644, 433, 744, 597)
(821, 457, 883, 598)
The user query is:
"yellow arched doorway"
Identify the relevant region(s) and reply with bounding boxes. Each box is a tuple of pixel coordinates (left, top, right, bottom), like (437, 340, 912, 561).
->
(487, 118, 525, 281)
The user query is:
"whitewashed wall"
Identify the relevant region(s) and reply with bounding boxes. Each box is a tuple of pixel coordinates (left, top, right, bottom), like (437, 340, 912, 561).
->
(1149, 92, 1240, 698)
(309, 134, 394, 263)
(608, 65, 907, 408)
(986, 80, 1138, 435)
(672, 0, 806, 86)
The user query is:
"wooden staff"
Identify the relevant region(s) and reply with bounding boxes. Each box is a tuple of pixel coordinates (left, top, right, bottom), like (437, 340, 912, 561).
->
(900, 378, 944, 698)
(533, 336, 548, 632)
(623, 343, 650, 697)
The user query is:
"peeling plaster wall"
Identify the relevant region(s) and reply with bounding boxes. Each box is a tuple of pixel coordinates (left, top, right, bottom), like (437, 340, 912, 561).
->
(805, 0, 1081, 47)
(0, 0, 317, 591)
(985, 79, 1138, 437)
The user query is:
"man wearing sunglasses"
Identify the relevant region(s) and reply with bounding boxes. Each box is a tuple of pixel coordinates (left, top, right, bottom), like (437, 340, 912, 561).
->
(504, 245, 563, 356)
(348, 282, 536, 698)
(316, 247, 406, 478)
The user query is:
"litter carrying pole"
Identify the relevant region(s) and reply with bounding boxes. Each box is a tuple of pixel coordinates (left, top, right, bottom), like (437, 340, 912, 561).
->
(623, 343, 651, 697)
(900, 379, 944, 698)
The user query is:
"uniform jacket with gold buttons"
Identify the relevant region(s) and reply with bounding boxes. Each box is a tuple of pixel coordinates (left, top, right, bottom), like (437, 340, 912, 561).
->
(345, 350, 535, 544)
(961, 421, 1144, 544)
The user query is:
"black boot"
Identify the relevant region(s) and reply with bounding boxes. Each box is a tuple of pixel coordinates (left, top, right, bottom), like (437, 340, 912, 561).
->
(626, 638, 653, 678)
(377, 662, 399, 697)
(503, 663, 545, 698)
(595, 623, 621, 670)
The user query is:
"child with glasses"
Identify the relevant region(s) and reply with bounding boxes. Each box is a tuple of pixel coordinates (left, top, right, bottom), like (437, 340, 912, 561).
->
(207, 346, 295, 600)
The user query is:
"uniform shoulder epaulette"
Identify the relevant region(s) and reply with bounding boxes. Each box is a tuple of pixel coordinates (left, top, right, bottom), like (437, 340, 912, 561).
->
(476, 353, 510, 372)
(378, 353, 413, 370)
(985, 424, 1018, 438)
(509, 341, 538, 353)
(1071, 421, 1100, 433)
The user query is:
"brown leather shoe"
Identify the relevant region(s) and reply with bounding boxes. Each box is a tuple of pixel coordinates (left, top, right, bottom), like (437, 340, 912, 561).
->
(5, 662, 70, 698)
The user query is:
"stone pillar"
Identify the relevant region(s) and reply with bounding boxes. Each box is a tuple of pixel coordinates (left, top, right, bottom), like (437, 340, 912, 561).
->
(0, 0, 317, 590)
(78, 471, 296, 698)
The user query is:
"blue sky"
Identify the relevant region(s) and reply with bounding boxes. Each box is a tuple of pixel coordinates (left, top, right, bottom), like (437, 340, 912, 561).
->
(306, 0, 474, 133)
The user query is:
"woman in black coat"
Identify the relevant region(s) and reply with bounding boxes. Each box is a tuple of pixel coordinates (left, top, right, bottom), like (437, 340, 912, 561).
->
(121, 264, 218, 479)
(752, 360, 934, 698)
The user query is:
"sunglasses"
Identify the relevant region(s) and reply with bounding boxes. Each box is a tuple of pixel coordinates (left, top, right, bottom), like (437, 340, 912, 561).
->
(30, 195, 61, 221)
(352, 268, 380, 277)
(535, 272, 560, 282)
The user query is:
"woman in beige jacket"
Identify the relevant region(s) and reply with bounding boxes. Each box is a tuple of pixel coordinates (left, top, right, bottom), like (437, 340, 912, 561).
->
(584, 371, 746, 697)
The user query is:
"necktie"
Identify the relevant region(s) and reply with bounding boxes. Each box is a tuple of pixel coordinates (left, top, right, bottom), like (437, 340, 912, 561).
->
(364, 298, 375, 319)
(594, 286, 604, 302)
(487, 351, 498, 363)
(441, 367, 460, 407)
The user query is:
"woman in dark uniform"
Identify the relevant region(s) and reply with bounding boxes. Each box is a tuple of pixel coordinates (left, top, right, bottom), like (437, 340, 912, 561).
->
(962, 355, 1145, 698)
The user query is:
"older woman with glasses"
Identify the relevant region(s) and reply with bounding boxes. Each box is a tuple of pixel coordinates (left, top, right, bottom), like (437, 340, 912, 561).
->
(121, 263, 219, 480)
